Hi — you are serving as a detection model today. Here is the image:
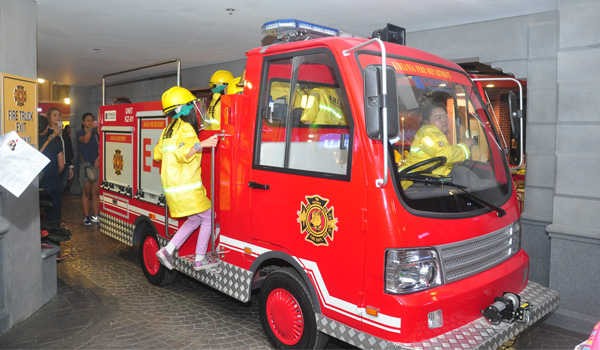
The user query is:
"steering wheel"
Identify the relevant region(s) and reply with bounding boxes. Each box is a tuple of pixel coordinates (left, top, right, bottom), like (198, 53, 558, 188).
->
(398, 156, 447, 178)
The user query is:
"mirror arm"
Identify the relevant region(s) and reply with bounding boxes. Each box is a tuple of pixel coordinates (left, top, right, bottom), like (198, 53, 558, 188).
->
(345, 38, 389, 187)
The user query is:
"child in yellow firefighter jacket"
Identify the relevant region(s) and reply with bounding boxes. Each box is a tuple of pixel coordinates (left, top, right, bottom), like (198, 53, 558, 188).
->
(153, 86, 220, 271)
(401, 101, 475, 189)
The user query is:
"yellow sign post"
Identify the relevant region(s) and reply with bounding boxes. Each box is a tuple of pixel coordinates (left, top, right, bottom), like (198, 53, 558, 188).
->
(1, 73, 38, 148)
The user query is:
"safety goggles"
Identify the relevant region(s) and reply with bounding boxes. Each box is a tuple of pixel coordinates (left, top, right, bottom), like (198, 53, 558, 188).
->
(165, 99, 212, 130)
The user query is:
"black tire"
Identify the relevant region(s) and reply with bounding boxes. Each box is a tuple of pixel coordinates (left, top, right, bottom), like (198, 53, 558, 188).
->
(139, 226, 176, 286)
(259, 268, 329, 349)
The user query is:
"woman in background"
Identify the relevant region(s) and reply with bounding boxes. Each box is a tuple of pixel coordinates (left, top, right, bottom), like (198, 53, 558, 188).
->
(76, 112, 100, 226)
(47, 107, 74, 191)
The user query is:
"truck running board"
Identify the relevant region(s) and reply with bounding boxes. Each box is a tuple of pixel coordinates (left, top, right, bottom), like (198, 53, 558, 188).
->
(156, 236, 253, 303)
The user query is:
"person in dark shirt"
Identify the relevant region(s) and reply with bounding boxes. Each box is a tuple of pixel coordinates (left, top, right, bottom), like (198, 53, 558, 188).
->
(39, 115, 64, 228)
(76, 112, 100, 225)
(47, 107, 74, 190)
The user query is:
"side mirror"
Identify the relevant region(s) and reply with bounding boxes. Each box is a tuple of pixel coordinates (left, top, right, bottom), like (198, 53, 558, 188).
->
(364, 65, 399, 140)
(508, 90, 521, 138)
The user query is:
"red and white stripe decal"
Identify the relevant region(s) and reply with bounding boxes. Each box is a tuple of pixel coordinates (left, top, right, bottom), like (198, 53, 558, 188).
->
(219, 235, 402, 332)
(100, 194, 179, 230)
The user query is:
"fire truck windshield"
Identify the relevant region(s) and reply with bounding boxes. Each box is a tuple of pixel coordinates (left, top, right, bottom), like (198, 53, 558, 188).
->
(359, 55, 511, 216)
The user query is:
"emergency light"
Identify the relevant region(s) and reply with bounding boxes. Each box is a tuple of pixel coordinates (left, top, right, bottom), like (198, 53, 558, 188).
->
(262, 19, 368, 43)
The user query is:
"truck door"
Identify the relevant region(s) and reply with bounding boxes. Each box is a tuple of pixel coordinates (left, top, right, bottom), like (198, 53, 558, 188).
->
(249, 51, 366, 330)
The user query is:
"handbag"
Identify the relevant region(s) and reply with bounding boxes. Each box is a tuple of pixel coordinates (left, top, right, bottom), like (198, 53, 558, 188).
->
(79, 149, 100, 184)
(85, 165, 100, 182)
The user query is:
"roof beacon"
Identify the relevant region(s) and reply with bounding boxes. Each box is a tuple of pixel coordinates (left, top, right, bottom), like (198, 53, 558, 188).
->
(262, 19, 368, 43)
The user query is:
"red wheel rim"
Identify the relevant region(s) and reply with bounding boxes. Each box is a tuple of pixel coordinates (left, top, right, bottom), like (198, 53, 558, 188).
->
(266, 288, 304, 345)
(143, 236, 160, 275)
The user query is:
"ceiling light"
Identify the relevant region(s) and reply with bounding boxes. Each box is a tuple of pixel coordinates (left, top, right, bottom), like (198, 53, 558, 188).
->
(486, 84, 495, 88)
(37, 78, 45, 84)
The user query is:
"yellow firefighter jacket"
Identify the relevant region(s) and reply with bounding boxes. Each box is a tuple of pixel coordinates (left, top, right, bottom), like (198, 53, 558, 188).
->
(206, 93, 222, 130)
(300, 87, 347, 125)
(402, 124, 470, 176)
(153, 119, 211, 218)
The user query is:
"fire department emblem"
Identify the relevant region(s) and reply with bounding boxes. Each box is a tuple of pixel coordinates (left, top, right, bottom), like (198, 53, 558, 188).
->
(7, 139, 17, 151)
(113, 149, 124, 175)
(297, 195, 338, 246)
(13, 85, 26, 106)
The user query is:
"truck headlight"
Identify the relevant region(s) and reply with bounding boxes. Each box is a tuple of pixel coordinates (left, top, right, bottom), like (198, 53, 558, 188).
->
(385, 249, 442, 294)
(510, 219, 521, 255)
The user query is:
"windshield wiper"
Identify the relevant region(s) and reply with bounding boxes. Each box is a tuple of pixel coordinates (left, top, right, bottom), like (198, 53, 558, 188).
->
(405, 174, 506, 217)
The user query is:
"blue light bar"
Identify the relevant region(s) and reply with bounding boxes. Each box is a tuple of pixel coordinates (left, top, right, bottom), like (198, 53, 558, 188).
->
(262, 19, 368, 41)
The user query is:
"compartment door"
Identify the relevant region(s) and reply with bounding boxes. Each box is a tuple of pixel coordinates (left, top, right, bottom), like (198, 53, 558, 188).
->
(102, 126, 134, 197)
(137, 112, 168, 205)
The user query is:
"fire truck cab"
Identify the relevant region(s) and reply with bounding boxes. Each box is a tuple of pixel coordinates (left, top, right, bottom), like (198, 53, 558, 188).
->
(98, 20, 558, 349)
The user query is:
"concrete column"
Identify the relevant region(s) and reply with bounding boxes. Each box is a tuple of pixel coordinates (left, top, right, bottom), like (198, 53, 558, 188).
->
(520, 15, 559, 288)
(0, 0, 48, 335)
(0, 188, 9, 331)
(544, 0, 600, 333)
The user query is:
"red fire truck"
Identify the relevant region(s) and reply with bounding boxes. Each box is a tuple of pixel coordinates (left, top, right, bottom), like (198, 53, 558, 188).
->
(98, 20, 558, 349)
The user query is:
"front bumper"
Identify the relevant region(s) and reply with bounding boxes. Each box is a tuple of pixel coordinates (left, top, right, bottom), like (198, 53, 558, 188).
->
(316, 281, 559, 349)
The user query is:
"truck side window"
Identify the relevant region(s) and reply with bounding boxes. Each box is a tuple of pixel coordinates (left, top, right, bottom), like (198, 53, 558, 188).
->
(256, 51, 352, 180)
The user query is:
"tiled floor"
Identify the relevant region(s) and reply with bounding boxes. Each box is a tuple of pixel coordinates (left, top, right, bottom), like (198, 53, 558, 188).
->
(0, 194, 590, 349)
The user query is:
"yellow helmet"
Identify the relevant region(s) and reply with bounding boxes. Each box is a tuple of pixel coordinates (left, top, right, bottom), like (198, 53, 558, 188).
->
(161, 86, 196, 115)
(226, 77, 243, 95)
(209, 70, 234, 87)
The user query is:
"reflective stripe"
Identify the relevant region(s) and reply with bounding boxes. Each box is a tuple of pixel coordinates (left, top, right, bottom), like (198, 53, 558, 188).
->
(319, 104, 343, 120)
(162, 144, 177, 152)
(410, 147, 421, 153)
(458, 143, 470, 158)
(162, 181, 203, 194)
(423, 136, 434, 147)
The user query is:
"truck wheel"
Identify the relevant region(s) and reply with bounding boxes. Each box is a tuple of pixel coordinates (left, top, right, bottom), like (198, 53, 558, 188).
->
(139, 227, 176, 286)
(259, 268, 328, 349)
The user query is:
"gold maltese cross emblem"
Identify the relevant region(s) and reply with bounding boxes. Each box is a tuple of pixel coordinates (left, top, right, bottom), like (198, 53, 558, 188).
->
(113, 149, 124, 175)
(13, 85, 26, 106)
(297, 195, 338, 246)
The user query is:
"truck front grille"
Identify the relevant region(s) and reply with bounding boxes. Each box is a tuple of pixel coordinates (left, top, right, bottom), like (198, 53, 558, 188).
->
(438, 225, 513, 283)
